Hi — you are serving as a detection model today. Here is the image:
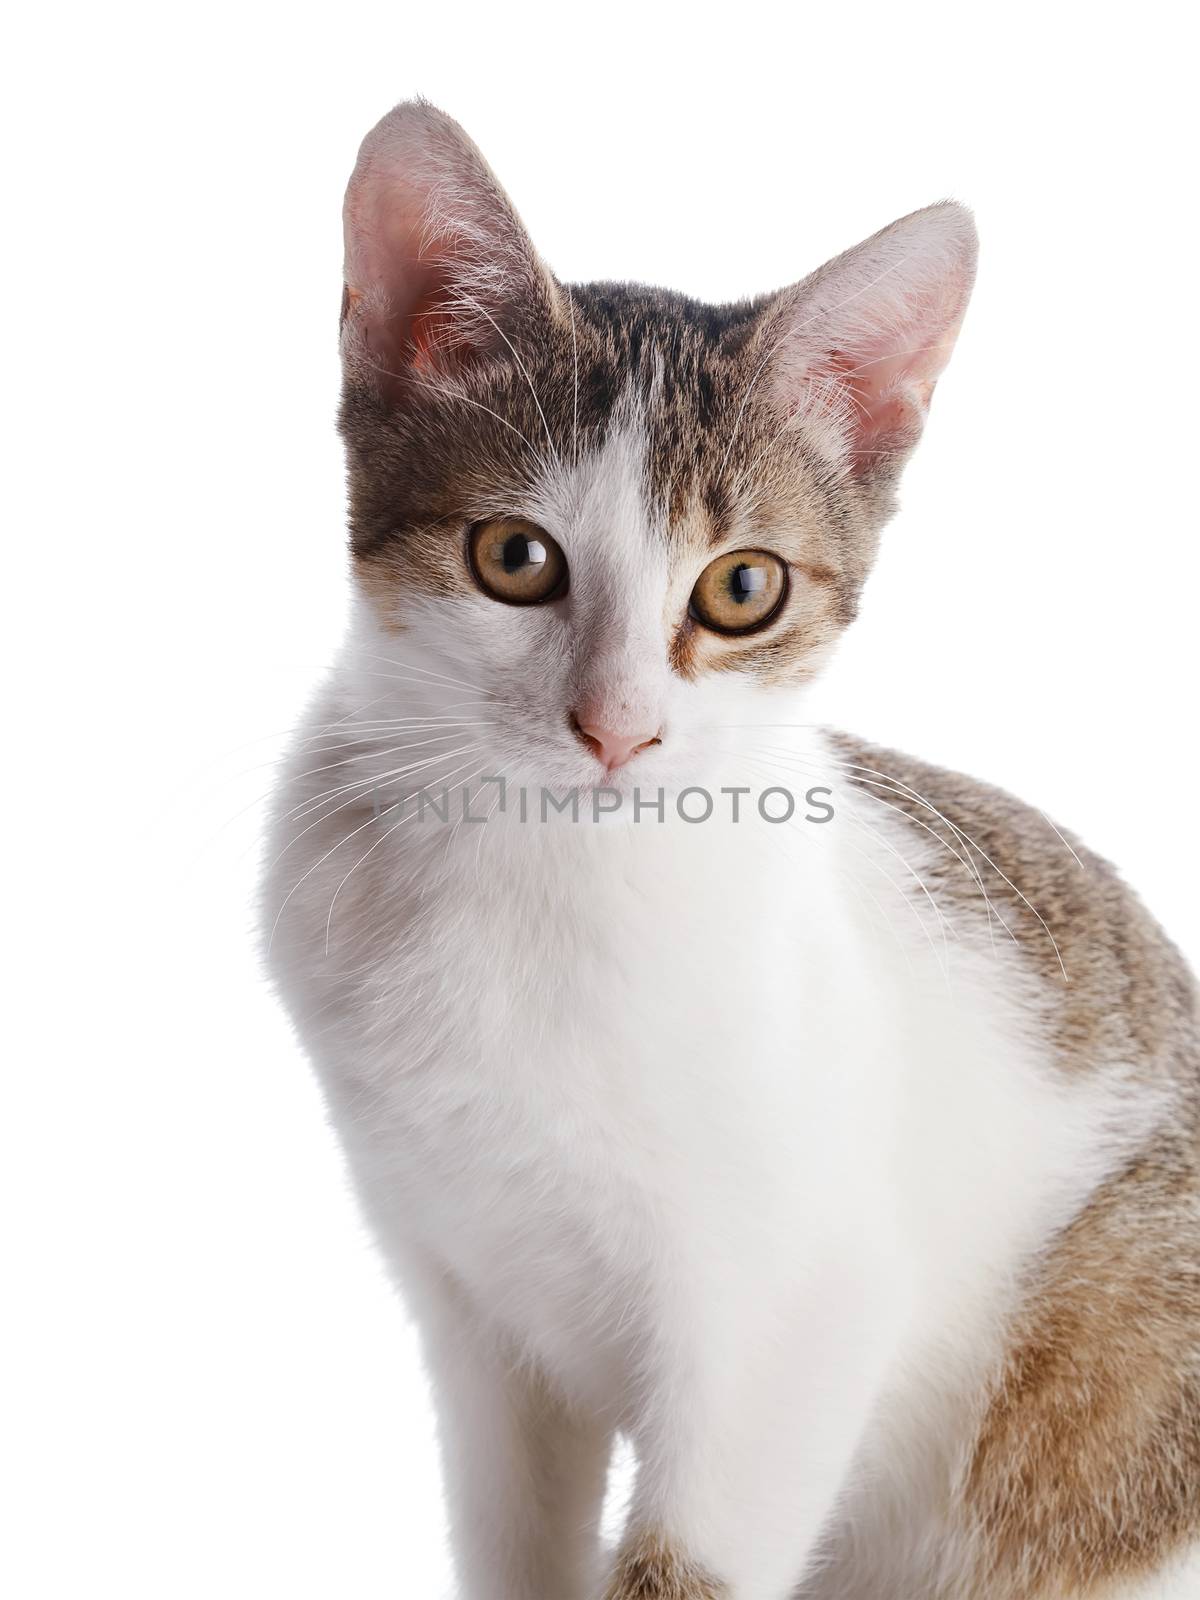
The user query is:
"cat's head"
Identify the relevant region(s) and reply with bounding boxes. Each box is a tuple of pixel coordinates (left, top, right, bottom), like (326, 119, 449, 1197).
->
(335, 101, 975, 797)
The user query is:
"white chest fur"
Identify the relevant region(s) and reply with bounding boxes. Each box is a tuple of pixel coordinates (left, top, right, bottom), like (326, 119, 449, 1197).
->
(265, 757, 1129, 1429)
(265, 718, 1154, 1596)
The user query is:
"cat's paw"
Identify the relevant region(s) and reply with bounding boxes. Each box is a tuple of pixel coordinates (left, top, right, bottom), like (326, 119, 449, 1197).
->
(603, 1531, 726, 1600)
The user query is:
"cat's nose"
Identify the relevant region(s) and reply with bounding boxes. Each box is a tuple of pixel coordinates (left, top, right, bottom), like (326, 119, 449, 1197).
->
(570, 713, 663, 772)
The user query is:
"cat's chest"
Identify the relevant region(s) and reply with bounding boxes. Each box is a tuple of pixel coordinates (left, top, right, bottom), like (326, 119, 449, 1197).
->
(277, 799, 1108, 1408)
(334, 819, 908, 1267)
(346, 813, 870, 1092)
(310, 819, 897, 1395)
(321, 815, 889, 1226)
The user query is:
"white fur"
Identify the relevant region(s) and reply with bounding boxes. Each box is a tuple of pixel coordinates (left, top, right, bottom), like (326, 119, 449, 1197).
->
(264, 417, 1170, 1599)
(1115, 1551, 1200, 1600)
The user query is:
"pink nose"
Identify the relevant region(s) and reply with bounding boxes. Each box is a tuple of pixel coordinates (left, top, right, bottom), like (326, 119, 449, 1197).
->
(570, 714, 663, 772)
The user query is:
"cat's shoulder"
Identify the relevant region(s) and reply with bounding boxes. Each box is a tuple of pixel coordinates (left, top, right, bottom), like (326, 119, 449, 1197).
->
(824, 729, 1198, 1083)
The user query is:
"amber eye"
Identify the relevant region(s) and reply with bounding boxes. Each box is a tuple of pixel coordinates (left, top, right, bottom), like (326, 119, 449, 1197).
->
(689, 549, 788, 635)
(467, 518, 569, 606)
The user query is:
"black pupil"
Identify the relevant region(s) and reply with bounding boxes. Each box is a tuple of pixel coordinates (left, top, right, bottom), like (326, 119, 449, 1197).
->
(500, 534, 546, 573)
(728, 562, 766, 604)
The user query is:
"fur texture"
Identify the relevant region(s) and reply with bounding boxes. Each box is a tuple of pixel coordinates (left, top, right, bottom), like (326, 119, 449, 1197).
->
(262, 101, 1200, 1599)
(605, 1533, 727, 1599)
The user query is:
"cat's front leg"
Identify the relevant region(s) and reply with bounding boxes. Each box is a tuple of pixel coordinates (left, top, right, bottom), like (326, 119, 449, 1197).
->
(413, 1264, 613, 1600)
(606, 1242, 908, 1600)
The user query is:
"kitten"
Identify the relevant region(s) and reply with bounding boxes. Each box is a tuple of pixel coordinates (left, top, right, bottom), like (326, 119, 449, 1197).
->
(262, 101, 1200, 1600)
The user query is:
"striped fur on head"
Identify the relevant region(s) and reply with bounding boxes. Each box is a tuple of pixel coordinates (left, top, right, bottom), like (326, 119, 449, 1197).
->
(338, 101, 976, 692)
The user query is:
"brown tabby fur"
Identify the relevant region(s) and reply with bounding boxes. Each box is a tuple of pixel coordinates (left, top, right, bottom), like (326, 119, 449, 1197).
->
(605, 1531, 727, 1600)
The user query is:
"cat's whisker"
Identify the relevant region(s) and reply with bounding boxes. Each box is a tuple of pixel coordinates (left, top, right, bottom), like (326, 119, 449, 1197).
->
(565, 282, 580, 467)
(286, 725, 495, 788)
(182, 716, 458, 876)
(839, 809, 954, 980)
(744, 740, 1016, 952)
(275, 743, 485, 872)
(470, 770, 511, 891)
(287, 730, 485, 802)
(748, 738, 1001, 902)
(720, 748, 947, 972)
(294, 716, 498, 759)
(733, 747, 954, 978)
(285, 736, 486, 826)
(831, 839, 922, 979)
(354, 651, 521, 707)
(298, 718, 496, 755)
(156, 692, 416, 848)
(318, 691, 509, 718)
(267, 741, 488, 951)
(323, 750, 489, 956)
(315, 716, 499, 729)
(823, 754, 1069, 981)
(196, 722, 491, 867)
(847, 778, 1012, 956)
(343, 672, 509, 703)
(832, 767, 1015, 953)
(718, 724, 1072, 978)
(1034, 808, 1086, 871)
(345, 669, 519, 712)
(291, 727, 490, 770)
(268, 807, 388, 956)
(712, 746, 918, 975)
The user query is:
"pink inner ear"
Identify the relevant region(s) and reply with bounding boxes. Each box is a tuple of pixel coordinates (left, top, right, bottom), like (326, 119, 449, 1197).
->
(769, 203, 977, 476)
(374, 251, 471, 376)
(344, 182, 482, 379)
(340, 103, 554, 397)
(824, 322, 958, 465)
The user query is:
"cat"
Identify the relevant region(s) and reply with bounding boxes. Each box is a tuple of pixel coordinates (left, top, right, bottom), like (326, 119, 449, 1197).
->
(261, 100, 1200, 1600)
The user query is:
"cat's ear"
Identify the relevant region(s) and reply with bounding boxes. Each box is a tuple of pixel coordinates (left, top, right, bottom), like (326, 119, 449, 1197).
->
(758, 202, 977, 481)
(341, 100, 559, 398)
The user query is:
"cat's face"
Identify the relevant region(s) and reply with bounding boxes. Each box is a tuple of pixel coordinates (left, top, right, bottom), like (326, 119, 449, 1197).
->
(335, 103, 975, 797)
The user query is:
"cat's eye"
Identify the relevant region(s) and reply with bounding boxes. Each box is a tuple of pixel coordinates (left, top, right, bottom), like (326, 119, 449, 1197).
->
(689, 549, 789, 635)
(468, 518, 568, 606)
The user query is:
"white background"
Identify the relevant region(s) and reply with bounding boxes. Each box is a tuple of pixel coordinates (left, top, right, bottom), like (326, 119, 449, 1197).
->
(4, 4, 1196, 1595)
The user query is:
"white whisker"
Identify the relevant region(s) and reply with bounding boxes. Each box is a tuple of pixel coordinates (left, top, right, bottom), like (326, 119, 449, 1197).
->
(273, 742, 484, 874)
(323, 750, 489, 955)
(565, 282, 580, 467)
(745, 741, 1015, 954)
(735, 747, 953, 979)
